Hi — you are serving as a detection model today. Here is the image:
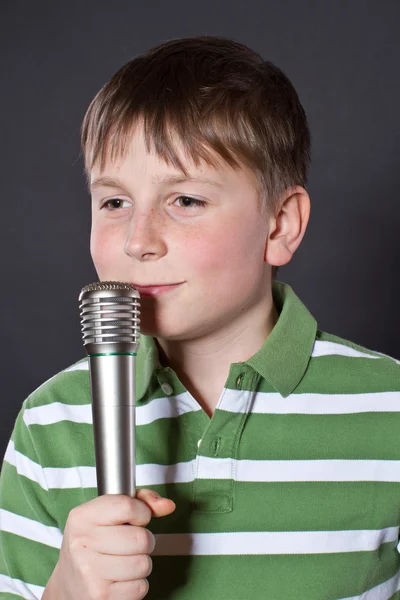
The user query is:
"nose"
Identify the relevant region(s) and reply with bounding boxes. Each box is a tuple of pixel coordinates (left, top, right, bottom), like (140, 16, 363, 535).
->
(124, 208, 167, 261)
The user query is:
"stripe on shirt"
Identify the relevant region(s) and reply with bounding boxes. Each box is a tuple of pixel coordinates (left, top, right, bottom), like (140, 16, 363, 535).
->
(4, 441, 49, 491)
(312, 340, 400, 364)
(0, 509, 62, 549)
(311, 340, 381, 360)
(219, 389, 400, 415)
(21, 388, 400, 429)
(196, 456, 400, 483)
(63, 361, 88, 373)
(4, 440, 96, 490)
(152, 526, 398, 556)
(7, 440, 400, 489)
(337, 570, 400, 600)
(0, 573, 45, 600)
(19, 339, 398, 432)
(28, 360, 89, 397)
(23, 393, 201, 427)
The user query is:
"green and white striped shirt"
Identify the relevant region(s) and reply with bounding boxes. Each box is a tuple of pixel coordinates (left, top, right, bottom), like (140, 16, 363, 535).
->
(1, 281, 400, 599)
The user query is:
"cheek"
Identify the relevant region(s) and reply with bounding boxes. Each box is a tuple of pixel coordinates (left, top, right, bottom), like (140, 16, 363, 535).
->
(90, 223, 103, 268)
(182, 219, 265, 282)
(90, 221, 120, 273)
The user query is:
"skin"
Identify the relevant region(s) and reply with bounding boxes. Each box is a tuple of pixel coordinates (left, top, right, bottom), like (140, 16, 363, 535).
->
(43, 490, 176, 600)
(43, 120, 310, 599)
(89, 120, 311, 415)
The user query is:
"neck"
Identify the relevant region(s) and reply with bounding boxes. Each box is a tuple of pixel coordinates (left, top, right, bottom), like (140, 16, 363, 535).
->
(156, 286, 279, 416)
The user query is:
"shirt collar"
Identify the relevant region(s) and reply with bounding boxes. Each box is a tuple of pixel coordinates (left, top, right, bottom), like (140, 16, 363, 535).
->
(135, 280, 317, 401)
(246, 281, 317, 397)
(136, 332, 161, 401)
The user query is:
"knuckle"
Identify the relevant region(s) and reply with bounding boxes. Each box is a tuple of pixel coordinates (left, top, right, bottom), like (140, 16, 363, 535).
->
(68, 505, 78, 521)
(66, 505, 92, 541)
(134, 527, 148, 552)
(67, 505, 82, 530)
(137, 554, 153, 577)
(135, 527, 154, 553)
(147, 530, 156, 554)
(86, 580, 107, 600)
(68, 532, 89, 553)
(64, 524, 91, 555)
(78, 560, 94, 579)
(115, 494, 135, 519)
(136, 577, 149, 599)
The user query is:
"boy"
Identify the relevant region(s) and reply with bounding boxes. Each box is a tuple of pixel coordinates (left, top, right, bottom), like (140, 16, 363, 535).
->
(1, 35, 399, 600)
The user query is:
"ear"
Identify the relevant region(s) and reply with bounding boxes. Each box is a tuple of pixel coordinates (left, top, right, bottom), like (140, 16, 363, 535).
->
(264, 186, 310, 266)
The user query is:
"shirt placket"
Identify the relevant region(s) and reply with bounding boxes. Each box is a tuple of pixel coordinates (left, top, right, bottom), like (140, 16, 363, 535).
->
(192, 366, 256, 513)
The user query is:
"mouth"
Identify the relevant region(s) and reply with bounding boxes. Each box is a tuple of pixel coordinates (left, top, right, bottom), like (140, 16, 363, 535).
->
(132, 282, 184, 297)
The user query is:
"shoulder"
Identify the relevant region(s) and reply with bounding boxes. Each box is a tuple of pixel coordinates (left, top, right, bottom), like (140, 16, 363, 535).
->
(309, 329, 400, 391)
(23, 357, 90, 413)
(10, 358, 92, 468)
(314, 329, 399, 363)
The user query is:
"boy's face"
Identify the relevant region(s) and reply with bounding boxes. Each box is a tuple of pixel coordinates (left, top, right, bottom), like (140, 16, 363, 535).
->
(90, 123, 272, 341)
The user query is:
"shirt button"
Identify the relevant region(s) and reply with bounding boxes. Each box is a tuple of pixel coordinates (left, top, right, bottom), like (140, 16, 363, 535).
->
(161, 383, 173, 396)
(197, 439, 202, 448)
(235, 373, 245, 389)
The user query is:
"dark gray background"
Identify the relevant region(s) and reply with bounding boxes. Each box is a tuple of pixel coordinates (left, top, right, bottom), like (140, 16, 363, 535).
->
(1, 1, 399, 459)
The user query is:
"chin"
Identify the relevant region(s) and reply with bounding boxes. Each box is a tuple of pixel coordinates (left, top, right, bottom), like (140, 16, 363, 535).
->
(139, 312, 181, 340)
(140, 314, 203, 342)
(138, 300, 218, 341)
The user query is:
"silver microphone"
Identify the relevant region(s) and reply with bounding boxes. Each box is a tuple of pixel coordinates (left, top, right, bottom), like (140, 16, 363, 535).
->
(79, 281, 140, 496)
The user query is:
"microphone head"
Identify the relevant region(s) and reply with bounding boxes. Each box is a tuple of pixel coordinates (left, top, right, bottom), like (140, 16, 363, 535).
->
(79, 281, 140, 355)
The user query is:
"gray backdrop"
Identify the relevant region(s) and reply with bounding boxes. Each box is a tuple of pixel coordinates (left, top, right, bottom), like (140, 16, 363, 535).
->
(1, 1, 399, 459)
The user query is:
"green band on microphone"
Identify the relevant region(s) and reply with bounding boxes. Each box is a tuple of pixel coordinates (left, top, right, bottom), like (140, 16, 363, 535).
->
(88, 352, 137, 357)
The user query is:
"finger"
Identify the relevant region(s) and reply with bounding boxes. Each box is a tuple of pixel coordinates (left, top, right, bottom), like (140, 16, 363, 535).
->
(109, 579, 149, 600)
(69, 494, 152, 528)
(94, 553, 152, 582)
(92, 524, 155, 555)
(136, 489, 176, 518)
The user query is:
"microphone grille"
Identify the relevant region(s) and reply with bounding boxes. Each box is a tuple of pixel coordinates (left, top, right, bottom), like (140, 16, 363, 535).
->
(81, 281, 139, 293)
(79, 281, 140, 348)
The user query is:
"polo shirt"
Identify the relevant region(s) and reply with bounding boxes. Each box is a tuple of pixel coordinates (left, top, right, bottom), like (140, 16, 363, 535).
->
(1, 280, 400, 600)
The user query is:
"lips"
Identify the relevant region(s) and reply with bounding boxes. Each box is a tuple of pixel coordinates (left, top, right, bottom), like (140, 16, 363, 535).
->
(133, 283, 184, 297)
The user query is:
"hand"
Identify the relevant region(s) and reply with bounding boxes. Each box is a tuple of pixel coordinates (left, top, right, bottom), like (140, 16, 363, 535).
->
(43, 489, 176, 600)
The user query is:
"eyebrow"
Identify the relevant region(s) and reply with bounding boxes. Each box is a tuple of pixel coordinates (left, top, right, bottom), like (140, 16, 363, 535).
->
(89, 174, 224, 191)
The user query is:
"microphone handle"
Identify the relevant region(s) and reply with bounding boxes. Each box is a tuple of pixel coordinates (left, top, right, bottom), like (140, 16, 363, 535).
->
(88, 354, 136, 496)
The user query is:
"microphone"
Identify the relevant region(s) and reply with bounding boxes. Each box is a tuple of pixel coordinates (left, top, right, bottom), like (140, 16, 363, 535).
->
(79, 281, 140, 496)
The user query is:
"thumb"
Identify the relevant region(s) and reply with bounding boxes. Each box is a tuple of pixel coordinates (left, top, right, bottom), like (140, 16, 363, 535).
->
(136, 488, 176, 518)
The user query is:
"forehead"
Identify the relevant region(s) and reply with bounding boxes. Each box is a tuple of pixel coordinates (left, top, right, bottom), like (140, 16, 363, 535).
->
(90, 121, 259, 193)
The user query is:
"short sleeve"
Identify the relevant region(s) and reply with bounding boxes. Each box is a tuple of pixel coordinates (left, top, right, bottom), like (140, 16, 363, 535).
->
(0, 403, 62, 599)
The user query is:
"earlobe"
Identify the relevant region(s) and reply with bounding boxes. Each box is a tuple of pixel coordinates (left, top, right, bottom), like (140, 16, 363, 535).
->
(264, 186, 310, 267)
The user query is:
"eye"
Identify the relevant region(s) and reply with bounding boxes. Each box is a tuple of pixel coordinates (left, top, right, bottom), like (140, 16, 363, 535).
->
(174, 196, 206, 208)
(101, 198, 132, 210)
